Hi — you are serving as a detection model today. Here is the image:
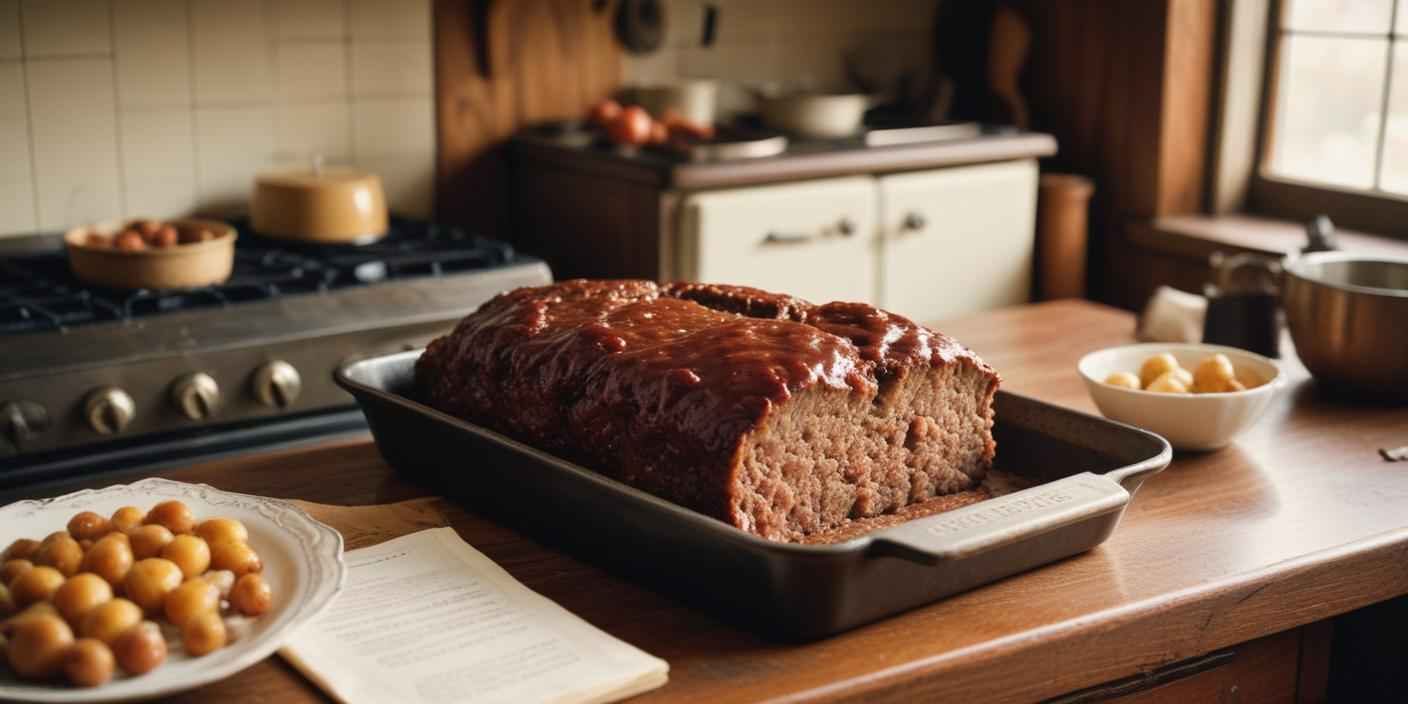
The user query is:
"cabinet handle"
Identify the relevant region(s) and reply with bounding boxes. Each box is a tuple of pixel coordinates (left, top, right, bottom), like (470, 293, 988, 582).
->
(901, 212, 927, 232)
(763, 218, 857, 245)
(763, 231, 815, 245)
(1045, 649, 1236, 703)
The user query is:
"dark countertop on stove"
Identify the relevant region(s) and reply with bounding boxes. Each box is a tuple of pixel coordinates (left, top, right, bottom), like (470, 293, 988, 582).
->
(512, 127, 1058, 190)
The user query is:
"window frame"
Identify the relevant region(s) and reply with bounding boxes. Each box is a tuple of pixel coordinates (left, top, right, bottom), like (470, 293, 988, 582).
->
(1246, 0, 1408, 239)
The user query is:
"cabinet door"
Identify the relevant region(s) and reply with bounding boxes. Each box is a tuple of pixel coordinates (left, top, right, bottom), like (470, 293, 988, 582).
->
(877, 160, 1038, 323)
(678, 176, 877, 305)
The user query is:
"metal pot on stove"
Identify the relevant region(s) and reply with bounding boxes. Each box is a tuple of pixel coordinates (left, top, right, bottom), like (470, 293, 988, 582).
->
(1208, 217, 1408, 401)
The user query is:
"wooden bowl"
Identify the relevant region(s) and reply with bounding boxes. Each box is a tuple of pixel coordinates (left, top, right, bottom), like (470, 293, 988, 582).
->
(252, 166, 388, 244)
(64, 218, 237, 289)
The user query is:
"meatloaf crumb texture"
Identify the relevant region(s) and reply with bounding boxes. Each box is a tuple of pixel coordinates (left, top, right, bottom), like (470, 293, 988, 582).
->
(416, 279, 1000, 542)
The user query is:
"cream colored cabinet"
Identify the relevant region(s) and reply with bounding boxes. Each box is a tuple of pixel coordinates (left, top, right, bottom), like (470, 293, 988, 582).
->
(677, 176, 877, 305)
(877, 160, 1038, 322)
(674, 160, 1037, 320)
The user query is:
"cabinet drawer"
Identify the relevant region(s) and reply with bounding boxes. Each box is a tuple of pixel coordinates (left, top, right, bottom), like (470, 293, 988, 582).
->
(678, 176, 876, 305)
(878, 160, 1038, 322)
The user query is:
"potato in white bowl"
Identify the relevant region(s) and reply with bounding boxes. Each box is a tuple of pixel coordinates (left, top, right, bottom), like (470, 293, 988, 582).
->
(1077, 343, 1283, 451)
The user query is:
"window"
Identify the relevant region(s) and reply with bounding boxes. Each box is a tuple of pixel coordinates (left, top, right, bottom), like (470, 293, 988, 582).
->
(1252, 0, 1408, 237)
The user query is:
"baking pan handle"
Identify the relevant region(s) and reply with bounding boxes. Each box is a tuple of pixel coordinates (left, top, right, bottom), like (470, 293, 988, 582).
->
(867, 473, 1130, 565)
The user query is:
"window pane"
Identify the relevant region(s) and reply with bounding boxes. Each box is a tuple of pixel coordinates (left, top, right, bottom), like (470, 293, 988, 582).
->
(1379, 43, 1408, 192)
(1269, 36, 1387, 189)
(1283, 0, 1393, 34)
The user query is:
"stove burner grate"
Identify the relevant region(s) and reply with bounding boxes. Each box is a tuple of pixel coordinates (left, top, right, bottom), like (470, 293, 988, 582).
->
(0, 216, 521, 334)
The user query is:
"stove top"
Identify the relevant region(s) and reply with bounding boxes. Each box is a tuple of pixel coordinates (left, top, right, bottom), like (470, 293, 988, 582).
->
(1, 217, 522, 335)
(0, 216, 552, 482)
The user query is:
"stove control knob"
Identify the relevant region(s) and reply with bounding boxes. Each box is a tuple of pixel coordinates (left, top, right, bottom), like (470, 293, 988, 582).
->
(171, 373, 221, 421)
(253, 361, 302, 409)
(1, 401, 50, 447)
(85, 387, 136, 435)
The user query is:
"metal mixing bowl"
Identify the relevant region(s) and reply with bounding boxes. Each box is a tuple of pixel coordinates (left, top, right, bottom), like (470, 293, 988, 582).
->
(1283, 252, 1408, 399)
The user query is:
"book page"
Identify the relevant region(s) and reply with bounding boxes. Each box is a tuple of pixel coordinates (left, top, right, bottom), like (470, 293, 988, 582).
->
(280, 527, 668, 704)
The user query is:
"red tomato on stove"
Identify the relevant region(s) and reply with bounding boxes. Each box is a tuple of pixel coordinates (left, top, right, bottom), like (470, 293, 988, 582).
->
(589, 99, 622, 128)
(609, 106, 653, 146)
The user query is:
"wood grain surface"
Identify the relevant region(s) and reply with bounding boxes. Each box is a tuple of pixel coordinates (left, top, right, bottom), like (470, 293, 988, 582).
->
(435, 0, 620, 235)
(16, 301, 1408, 703)
(1018, 0, 1219, 309)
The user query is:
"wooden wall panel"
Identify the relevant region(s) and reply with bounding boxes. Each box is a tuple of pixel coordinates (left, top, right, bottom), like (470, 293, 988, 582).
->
(1158, 0, 1217, 216)
(434, 0, 620, 237)
(510, 163, 662, 281)
(1018, 0, 1218, 309)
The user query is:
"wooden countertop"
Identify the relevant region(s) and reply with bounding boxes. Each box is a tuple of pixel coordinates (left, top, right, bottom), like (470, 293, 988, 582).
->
(17, 300, 1408, 702)
(512, 131, 1058, 190)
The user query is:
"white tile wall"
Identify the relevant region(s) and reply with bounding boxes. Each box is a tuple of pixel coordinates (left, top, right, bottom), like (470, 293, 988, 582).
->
(0, 0, 435, 236)
(272, 0, 346, 41)
(113, 0, 191, 107)
(0, 62, 36, 233)
(350, 41, 431, 98)
(194, 105, 273, 210)
(275, 101, 352, 163)
(27, 58, 123, 229)
(191, 0, 271, 105)
(21, 0, 111, 58)
(352, 97, 434, 157)
(0, 0, 23, 60)
(119, 108, 196, 218)
(274, 42, 347, 101)
(348, 0, 431, 41)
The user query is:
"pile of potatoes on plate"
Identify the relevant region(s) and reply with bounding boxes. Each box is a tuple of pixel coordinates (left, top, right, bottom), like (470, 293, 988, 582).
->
(1105, 352, 1261, 394)
(0, 501, 272, 688)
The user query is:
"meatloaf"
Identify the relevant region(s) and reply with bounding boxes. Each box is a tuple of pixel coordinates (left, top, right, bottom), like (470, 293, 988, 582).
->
(416, 280, 1000, 542)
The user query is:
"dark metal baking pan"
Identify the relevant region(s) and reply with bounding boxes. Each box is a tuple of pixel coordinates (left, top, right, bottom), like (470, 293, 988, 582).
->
(336, 350, 1172, 641)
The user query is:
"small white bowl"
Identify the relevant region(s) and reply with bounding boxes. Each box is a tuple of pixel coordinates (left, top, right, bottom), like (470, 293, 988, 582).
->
(1077, 343, 1283, 451)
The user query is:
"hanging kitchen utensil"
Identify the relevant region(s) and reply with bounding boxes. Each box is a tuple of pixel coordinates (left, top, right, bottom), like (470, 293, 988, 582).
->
(700, 3, 718, 47)
(615, 0, 664, 54)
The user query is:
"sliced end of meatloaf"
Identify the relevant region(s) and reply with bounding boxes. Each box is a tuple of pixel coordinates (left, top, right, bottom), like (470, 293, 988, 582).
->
(416, 280, 999, 542)
(731, 350, 997, 539)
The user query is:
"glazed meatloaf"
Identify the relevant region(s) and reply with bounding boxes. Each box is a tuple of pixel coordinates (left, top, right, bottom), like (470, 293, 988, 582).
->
(416, 280, 1000, 542)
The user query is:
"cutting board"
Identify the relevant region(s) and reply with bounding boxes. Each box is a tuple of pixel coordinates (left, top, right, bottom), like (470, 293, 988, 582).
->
(435, 0, 620, 234)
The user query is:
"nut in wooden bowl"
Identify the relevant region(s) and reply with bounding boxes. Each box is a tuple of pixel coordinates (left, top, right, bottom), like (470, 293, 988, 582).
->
(64, 219, 237, 290)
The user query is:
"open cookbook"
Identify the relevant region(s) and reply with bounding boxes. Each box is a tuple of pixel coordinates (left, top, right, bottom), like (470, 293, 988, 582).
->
(281, 527, 668, 704)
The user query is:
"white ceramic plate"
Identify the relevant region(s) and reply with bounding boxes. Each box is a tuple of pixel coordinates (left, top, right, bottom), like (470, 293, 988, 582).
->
(0, 478, 345, 702)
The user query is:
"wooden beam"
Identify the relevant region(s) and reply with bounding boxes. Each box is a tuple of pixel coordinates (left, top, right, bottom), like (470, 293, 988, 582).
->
(434, 0, 621, 235)
(1156, 0, 1218, 216)
(1020, 0, 1220, 308)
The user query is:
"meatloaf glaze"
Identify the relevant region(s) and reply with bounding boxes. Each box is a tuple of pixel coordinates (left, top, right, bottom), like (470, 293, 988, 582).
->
(416, 280, 1000, 542)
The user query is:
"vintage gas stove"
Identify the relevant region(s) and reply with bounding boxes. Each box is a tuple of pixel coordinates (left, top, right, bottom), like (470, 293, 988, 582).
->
(0, 217, 550, 488)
